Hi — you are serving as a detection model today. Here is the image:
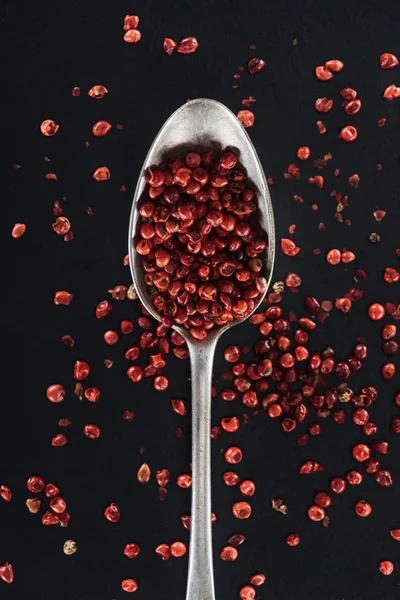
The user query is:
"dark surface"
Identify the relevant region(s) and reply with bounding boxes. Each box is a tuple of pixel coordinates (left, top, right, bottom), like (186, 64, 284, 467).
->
(1, 1, 400, 599)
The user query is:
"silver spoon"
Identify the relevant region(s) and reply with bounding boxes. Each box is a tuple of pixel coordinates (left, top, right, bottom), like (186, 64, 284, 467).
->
(128, 98, 275, 600)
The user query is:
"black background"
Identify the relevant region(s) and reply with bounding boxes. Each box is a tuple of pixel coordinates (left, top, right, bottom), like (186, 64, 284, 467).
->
(1, 1, 400, 599)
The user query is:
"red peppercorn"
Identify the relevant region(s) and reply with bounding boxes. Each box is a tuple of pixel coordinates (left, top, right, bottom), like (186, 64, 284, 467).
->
(123, 29, 141, 43)
(59, 513, 71, 527)
(163, 38, 178, 54)
(335, 298, 352, 313)
(281, 238, 300, 257)
(52, 216, 71, 236)
(335, 362, 351, 380)
(346, 470, 363, 485)
(382, 363, 396, 381)
(308, 505, 325, 521)
(363, 422, 378, 436)
(40, 119, 59, 136)
(370, 441, 389, 455)
(315, 492, 332, 508)
(240, 586, 256, 600)
(242, 390, 258, 408)
(250, 574, 266, 586)
(375, 469, 393, 487)
(52, 433, 68, 447)
(326, 249, 341, 265)
(0, 562, 14, 583)
(220, 546, 238, 561)
(391, 417, 400, 434)
(84, 387, 101, 403)
(46, 384, 66, 403)
(355, 499, 372, 517)
(154, 375, 168, 391)
(42, 510, 60, 525)
(223, 472, 240, 486)
(232, 501, 252, 519)
(299, 460, 325, 474)
(93, 166, 110, 181)
(11, 223, 26, 238)
(92, 120, 112, 137)
(364, 457, 380, 474)
(361, 386, 378, 403)
(155, 543, 171, 560)
(321, 357, 334, 374)
(221, 389, 237, 401)
(282, 418, 296, 432)
(121, 579, 138, 592)
(0, 485, 12, 502)
(88, 85, 108, 99)
(286, 533, 300, 547)
(340, 87, 357, 100)
(127, 365, 144, 382)
(343, 99, 362, 115)
(354, 343, 367, 360)
(382, 341, 398, 356)
(237, 110, 255, 128)
(339, 126, 358, 142)
(104, 330, 119, 345)
(383, 268, 399, 284)
(225, 534, 245, 548)
(221, 417, 240, 432)
(235, 377, 251, 393)
(315, 65, 333, 80)
(27, 476, 45, 493)
(352, 443, 370, 462)
(390, 529, 400, 541)
(84, 424, 101, 439)
(325, 59, 343, 72)
(380, 53, 399, 69)
(73, 360, 90, 381)
(379, 561, 394, 576)
(342, 250, 356, 264)
(332, 409, 346, 425)
(315, 97, 333, 113)
(170, 399, 187, 416)
(330, 477, 346, 494)
(304, 296, 321, 314)
(239, 480, 256, 497)
(49, 496, 67, 513)
(124, 544, 140, 558)
(368, 303, 385, 320)
(156, 469, 170, 487)
(54, 290, 73, 305)
(104, 503, 120, 523)
(353, 408, 369, 426)
(309, 423, 321, 436)
(177, 474, 192, 489)
(280, 353, 295, 369)
(224, 345, 241, 363)
(267, 403, 282, 418)
(225, 447, 243, 464)
(170, 542, 187, 557)
(297, 146, 311, 160)
(96, 300, 112, 319)
(248, 57, 265, 75)
(177, 37, 199, 54)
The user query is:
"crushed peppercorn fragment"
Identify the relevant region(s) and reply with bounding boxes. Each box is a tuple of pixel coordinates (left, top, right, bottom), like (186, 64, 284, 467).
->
(0, 562, 14, 584)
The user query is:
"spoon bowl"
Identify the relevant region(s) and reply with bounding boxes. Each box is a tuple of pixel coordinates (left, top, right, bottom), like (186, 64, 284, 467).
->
(128, 98, 275, 600)
(129, 98, 275, 346)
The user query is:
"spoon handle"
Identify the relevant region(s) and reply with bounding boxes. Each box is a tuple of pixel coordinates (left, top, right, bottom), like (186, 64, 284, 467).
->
(186, 339, 217, 600)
